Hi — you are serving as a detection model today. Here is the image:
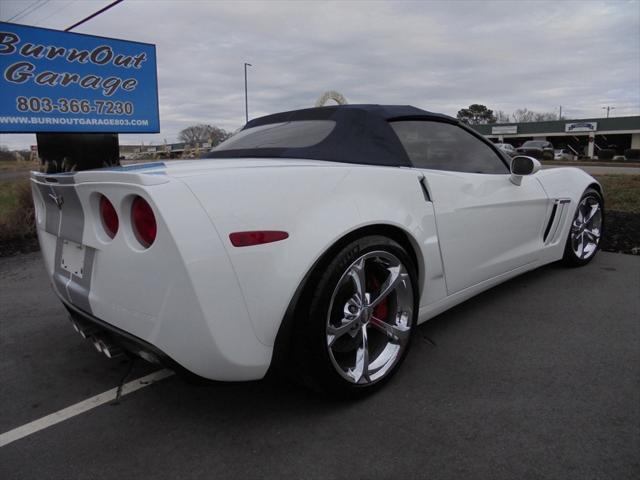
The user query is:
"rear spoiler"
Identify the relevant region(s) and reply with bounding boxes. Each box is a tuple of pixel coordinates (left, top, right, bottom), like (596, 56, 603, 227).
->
(30, 162, 170, 186)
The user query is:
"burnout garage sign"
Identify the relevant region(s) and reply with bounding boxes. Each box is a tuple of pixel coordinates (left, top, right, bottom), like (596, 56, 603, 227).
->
(0, 22, 159, 133)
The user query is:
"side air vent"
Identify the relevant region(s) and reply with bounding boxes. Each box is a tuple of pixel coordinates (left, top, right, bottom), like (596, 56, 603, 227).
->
(419, 176, 432, 202)
(544, 199, 571, 245)
(543, 203, 558, 242)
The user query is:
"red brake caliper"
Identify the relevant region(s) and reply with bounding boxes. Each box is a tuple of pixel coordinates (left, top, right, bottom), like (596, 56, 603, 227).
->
(368, 274, 389, 320)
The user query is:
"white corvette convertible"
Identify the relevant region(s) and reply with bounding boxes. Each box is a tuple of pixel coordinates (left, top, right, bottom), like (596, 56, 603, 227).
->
(31, 105, 603, 395)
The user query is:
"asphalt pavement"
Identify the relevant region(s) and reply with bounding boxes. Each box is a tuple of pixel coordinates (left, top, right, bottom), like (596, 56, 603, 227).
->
(0, 251, 638, 480)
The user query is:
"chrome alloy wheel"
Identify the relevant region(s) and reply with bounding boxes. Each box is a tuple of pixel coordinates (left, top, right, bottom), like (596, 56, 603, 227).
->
(571, 195, 602, 260)
(326, 251, 414, 385)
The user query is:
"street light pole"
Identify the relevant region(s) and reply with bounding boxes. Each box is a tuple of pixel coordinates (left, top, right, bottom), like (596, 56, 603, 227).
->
(244, 62, 252, 124)
(602, 106, 615, 118)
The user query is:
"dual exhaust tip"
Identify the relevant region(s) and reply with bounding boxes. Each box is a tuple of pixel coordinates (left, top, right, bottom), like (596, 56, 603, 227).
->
(92, 339, 123, 359)
(70, 319, 124, 359)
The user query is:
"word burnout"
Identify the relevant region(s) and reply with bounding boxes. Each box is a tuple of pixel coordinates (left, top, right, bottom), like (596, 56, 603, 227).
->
(0, 31, 147, 96)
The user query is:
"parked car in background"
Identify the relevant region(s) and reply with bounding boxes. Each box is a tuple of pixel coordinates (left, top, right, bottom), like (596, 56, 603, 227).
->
(516, 140, 554, 160)
(554, 149, 577, 161)
(495, 143, 517, 157)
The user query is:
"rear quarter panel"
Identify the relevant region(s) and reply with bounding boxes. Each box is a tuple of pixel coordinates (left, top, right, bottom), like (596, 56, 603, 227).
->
(180, 164, 446, 346)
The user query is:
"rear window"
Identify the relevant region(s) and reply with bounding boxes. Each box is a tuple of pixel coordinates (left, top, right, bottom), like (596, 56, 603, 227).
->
(212, 120, 336, 151)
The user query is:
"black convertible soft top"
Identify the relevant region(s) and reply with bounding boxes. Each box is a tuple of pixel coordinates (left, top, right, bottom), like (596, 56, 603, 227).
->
(204, 104, 458, 167)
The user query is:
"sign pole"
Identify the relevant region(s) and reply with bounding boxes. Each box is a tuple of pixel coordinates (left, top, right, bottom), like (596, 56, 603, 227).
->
(244, 62, 252, 124)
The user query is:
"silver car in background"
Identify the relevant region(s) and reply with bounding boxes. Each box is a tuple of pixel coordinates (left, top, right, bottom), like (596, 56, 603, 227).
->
(495, 143, 517, 157)
(554, 149, 577, 161)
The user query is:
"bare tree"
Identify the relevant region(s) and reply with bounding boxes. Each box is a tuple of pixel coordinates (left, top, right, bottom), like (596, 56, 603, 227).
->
(494, 110, 511, 123)
(510, 108, 565, 123)
(533, 112, 559, 122)
(511, 108, 535, 123)
(0, 146, 13, 162)
(178, 124, 232, 146)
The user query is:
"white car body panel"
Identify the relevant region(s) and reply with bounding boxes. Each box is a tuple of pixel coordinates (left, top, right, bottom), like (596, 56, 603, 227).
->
(421, 171, 548, 294)
(31, 157, 599, 381)
(179, 162, 447, 345)
(32, 170, 272, 380)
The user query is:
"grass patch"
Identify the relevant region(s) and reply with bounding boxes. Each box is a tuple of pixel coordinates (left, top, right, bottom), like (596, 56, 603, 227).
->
(0, 179, 26, 217)
(0, 178, 37, 255)
(0, 160, 38, 173)
(541, 160, 640, 168)
(594, 175, 640, 214)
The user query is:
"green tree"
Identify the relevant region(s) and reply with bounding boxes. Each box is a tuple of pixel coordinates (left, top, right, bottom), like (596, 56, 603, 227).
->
(456, 104, 497, 125)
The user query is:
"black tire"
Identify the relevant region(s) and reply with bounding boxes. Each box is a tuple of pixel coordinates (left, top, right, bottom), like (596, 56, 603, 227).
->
(562, 188, 604, 267)
(291, 235, 419, 398)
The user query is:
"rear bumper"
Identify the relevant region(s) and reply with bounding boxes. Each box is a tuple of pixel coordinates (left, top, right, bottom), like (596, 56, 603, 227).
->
(32, 173, 274, 382)
(58, 287, 272, 382)
(63, 297, 185, 375)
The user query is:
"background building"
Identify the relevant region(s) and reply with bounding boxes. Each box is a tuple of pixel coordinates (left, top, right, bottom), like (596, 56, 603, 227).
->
(471, 116, 640, 159)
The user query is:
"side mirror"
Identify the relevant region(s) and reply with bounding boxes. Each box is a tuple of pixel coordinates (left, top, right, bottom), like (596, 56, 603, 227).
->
(510, 156, 541, 185)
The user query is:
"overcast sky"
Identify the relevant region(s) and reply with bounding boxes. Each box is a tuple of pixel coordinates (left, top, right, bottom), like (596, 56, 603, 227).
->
(1, 0, 639, 149)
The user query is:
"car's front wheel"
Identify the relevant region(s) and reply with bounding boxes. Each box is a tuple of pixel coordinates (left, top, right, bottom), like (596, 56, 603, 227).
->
(562, 188, 604, 267)
(293, 235, 418, 397)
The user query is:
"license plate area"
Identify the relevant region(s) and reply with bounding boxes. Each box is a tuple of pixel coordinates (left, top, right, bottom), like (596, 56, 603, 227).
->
(61, 239, 85, 278)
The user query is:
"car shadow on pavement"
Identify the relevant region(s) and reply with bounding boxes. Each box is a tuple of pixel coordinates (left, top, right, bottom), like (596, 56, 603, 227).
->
(116, 261, 563, 410)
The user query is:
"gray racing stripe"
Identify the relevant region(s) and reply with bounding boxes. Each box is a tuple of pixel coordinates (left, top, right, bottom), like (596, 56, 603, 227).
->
(34, 174, 95, 315)
(66, 247, 95, 313)
(33, 182, 61, 237)
(52, 238, 71, 304)
(58, 183, 84, 245)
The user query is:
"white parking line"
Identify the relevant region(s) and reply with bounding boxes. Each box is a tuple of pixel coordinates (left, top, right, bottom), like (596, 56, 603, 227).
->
(0, 369, 174, 448)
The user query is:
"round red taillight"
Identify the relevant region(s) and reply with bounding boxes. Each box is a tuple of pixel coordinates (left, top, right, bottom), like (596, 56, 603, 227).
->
(131, 196, 156, 248)
(99, 195, 118, 239)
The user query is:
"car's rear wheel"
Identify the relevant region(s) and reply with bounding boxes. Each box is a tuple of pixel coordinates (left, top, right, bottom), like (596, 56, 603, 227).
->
(562, 188, 603, 267)
(292, 235, 418, 397)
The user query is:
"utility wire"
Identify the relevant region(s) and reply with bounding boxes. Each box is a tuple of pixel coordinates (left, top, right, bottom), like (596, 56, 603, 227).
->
(34, 0, 78, 26)
(18, 0, 50, 22)
(5, 0, 40, 22)
(6, 0, 49, 22)
(65, 0, 124, 31)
